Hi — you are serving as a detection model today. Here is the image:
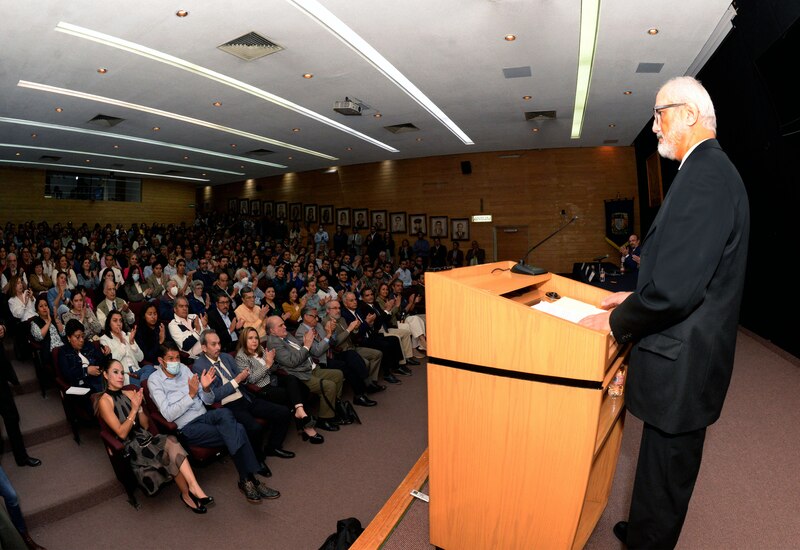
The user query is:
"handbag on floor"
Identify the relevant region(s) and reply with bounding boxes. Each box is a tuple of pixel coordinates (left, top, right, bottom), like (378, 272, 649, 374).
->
(318, 517, 364, 550)
(319, 379, 361, 425)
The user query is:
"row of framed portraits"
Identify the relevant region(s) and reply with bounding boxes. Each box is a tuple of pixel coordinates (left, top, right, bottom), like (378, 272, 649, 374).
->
(228, 199, 470, 239)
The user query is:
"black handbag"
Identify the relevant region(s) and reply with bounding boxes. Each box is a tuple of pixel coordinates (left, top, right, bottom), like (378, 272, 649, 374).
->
(319, 379, 361, 425)
(318, 517, 364, 550)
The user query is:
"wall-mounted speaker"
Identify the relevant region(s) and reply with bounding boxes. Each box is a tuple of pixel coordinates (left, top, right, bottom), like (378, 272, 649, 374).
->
(460, 161, 472, 175)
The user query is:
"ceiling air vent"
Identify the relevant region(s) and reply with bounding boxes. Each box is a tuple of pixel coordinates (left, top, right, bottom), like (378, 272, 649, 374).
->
(383, 123, 419, 134)
(603, 139, 619, 144)
(524, 110, 556, 121)
(111, 163, 125, 168)
(502, 66, 532, 79)
(87, 114, 125, 127)
(39, 155, 62, 162)
(636, 62, 664, 74)
(218, 32, 284, 61)
(246, 148, 275, 156)
(162, 170, 184, 175)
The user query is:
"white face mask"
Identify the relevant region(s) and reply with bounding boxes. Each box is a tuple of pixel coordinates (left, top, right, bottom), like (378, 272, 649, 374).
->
(165, 361, 181, 375)
(169, 286, 179, 297)
(241, 277, 249, 285)
(132, 273, 139, 282)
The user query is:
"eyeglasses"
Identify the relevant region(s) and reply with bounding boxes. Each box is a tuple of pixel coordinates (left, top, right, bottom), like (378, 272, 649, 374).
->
(652, 103, 685, 122)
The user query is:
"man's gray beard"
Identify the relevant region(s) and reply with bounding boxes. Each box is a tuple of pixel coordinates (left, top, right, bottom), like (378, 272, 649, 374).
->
(657, 139, 679, 160)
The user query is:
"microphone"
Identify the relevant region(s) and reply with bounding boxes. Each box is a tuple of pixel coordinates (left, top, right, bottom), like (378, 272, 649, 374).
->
(592, 254, 609, 262)
(511, 216, 578, 276)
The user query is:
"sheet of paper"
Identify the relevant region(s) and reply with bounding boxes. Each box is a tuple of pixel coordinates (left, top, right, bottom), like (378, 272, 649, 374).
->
(531, 296, 606, 324)
(66, 386, 91, 395)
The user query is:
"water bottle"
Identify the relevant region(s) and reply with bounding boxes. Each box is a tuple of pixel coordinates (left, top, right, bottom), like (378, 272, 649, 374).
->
(608, 367, 625, 398)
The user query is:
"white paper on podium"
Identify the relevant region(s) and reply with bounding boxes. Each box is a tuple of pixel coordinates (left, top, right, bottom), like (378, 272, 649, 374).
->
(531, 296, 606, 324)
(66, 386, 91, 395)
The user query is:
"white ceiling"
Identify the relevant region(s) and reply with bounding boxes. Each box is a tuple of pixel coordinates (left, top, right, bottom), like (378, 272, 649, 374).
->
(0, 0, 735, 186)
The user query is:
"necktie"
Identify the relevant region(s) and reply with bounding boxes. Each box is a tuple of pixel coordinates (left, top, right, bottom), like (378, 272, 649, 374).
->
(214, 360, 250, 402)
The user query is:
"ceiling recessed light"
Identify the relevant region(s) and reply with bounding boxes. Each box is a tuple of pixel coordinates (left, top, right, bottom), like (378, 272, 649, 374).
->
(504, 34, 517, 41)
(292, 128, 300, 132)
(302, 73, 313, 79)
(240, 165, 245, 168)
(55, 107, 63, 113)
(373, 113, 382, 118)
(623, 90, 633, 95)
(531, 128, 539, 133)
(608, 123, 616, 128)
(148, 166, 153, 170)
(97, 68, 108, 74)
(523, 95, 532, 100)
(152, 126, 160, 131)
(176, 10, 189, 17)
(288, 156, 293, 160)
(212, 101, 222, 107)
(15, 152, 21, 156)
(85, 159, 91, 163)
(345, 147, 352, 151)
(415, 137, 423, 142)
(202, 173, 207, 176)
(30, 133, 37, 138)
(647, 28, 659, 35)
(230, 144, 237, 148)
(183, 156, 189, 160)
(113, 144, 119, 149)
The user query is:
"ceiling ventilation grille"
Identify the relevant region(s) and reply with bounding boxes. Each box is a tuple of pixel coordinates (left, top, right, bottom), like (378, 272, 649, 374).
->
(635, 62, 664, 74)
(603, 139, 619, 144)
(218, 32, 284, 61)
(246, 148, 275, 156)
(524, 110, 556, 121)
(88, 114, 125, 127)
(39, 155, 62, 162)
(383, 123, 419, 134)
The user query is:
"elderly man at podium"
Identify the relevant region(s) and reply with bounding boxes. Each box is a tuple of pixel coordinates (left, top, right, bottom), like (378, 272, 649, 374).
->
(579, 76, 749, 549)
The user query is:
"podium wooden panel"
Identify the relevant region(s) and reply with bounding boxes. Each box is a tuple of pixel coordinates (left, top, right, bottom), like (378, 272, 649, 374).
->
(426, 261, 629, 550)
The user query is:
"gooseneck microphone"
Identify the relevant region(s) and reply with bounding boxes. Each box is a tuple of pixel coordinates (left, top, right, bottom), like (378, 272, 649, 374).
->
(510, 216, 578, 275)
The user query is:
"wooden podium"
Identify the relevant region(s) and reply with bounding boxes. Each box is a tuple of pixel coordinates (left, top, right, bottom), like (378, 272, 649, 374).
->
(426, 262, 629, 550)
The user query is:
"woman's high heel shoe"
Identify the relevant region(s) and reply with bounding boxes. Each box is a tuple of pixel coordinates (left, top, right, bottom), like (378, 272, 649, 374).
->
(181, 494, 207, 514)
(189, 491, 214, 507)
(301, 431, 324, 444)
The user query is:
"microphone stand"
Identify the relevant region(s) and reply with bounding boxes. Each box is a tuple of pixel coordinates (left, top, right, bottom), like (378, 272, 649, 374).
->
(510, 216, 578, 275)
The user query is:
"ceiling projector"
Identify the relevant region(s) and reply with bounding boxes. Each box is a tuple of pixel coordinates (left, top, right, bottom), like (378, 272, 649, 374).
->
(334, 99, 362, 115)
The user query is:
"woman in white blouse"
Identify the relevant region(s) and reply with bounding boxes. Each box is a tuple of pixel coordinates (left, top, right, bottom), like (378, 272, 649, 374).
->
(6, 275, 37, 322)
(99, 310, 153, 387)
(170, 257, 190, 296)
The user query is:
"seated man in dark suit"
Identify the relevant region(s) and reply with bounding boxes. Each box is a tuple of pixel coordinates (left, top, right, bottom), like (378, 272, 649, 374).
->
(341, 292, 408, 381)
(206, 293, 244, 353)
(147, 342, 279, 503)
(192, 329, 294, 475)
(323, 300, 385, 392)
(295, 306, 376, 407)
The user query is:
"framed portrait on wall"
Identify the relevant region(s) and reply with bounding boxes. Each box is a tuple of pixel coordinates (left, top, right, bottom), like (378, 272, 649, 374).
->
(304, 204, 318, 224)
(250, 199, 261, 216)
(228, 198, 237, 213)
(430, 216, 448, 238)
(371, 210, 387, 231)
(451, 218, 470, 241)
(263, 201, 273, 218)
(389, 212, 407, 233)
(275, 201, 287, 220)
(239, 199, 249, 215)
(320, 205, 334, 226)
(289, 202, 301, 222)
(352, 209, 368, 230)
(336, 208, 351, 228)
(409, 214, 427, 235)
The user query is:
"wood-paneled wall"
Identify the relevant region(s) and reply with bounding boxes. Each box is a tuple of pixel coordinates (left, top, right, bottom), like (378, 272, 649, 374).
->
(0, 167, 197, 226)
(201, 147, 638, 273)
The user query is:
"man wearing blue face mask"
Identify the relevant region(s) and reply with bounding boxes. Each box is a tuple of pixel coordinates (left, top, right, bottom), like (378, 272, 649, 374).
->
(147, 342, 279, 503)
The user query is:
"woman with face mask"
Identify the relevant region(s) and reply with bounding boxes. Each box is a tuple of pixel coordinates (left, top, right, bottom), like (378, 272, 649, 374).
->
(123, 268, 153, 303)
(96, 359, 212, 513)
(233, 268, 263, 305)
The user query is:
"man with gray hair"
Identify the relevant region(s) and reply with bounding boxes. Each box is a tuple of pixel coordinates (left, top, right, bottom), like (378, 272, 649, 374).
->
(324, 300, 385, 394)
(580, 76, 749, 549)
(295, 305, 377, 407)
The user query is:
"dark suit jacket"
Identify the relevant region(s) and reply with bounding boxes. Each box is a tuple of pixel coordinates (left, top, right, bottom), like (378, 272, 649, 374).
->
(447, 249, 464, 267)
(610, 139, 749, 434)
(207, 307, 239, 353)
(465, 248, 485, 265)
(192, 353, 245, 404)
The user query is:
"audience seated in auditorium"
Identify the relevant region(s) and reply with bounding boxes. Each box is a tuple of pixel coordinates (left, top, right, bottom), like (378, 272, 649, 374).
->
(59, 319, 105, 394)
(95, 360, 212, 514)
(61, 291, 103, 341)
(193, 330, 294, 471)
(234, 287, 269, 342)
(134, 303, 165, 365)
(146, 342, 279, 503)
(265, 316, 344, 432)
(168, 296, 205, 359)
(381, 281, 427, 356)
(100, 311, 153, 387)
(122, 268, 153, 303)
(96, 279, 135, 329)
(30, 296, 65, 354)
(6, 276, 36, 323)
(27, 261, 52, 294)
